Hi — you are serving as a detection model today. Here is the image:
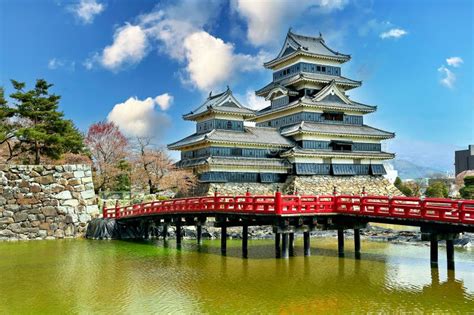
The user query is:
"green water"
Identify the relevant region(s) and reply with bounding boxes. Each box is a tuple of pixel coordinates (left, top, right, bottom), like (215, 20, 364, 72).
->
(0, 238, 473, 314)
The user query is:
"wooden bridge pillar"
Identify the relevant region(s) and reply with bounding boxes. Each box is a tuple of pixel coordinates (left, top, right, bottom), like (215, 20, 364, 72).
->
(289, 233, 295, 256)
(162, 223, 168, 240)
(275, 233, 281, 258)
(354, 229, 361, 259)
(175, 218, 182, 247)
(446, 240, 455, 270)
(337, 229, 345, 257)
(242, 224, 248, 258)
(430, 234, 438, 267)
(197, 224, 202, 245)
(281, 233, 289, 258)
(303, 231, 311, 256)
(221, 224, 227, 256)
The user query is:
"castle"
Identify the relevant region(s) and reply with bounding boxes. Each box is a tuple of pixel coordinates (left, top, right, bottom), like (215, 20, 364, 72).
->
(168, 30, 400, 196)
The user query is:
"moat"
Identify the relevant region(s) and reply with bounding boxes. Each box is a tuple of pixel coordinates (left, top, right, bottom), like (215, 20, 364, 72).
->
(0, 238, 473, 313)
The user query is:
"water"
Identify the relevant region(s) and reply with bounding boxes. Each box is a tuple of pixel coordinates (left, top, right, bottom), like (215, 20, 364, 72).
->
(0, 238, 473, 313)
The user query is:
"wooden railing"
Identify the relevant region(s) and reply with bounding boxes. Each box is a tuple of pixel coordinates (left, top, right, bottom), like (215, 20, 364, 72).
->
(102, 192, 474, 225)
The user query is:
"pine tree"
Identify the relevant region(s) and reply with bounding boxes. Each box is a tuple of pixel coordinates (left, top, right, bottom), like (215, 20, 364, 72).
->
(9, 79, 84, 164)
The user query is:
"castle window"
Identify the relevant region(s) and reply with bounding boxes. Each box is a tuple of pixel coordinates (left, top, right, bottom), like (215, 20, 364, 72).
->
(321, 66, 326, 72)
(323, 112, 344, 121)
(227, 121, 232, 129)
(317, 65, 321, 71)
(231, 148, 242, 156)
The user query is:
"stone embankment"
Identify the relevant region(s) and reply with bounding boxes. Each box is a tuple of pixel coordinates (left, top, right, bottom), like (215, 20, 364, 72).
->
(0, 164, 98, 241)
(195, 175, 402, 197)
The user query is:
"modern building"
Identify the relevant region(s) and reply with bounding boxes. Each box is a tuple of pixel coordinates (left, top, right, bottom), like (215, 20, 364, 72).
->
(455, 145, 474, 176)
(168, 30, 397, 195)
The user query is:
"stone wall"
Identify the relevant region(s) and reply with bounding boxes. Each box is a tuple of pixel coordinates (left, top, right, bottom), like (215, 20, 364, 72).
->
(193, 175, 402, 196)
(0, 164, 98, 241)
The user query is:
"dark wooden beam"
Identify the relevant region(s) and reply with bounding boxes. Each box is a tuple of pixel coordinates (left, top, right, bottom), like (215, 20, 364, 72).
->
(337, 229, 344, 257)
(303, 231, 310, 256)
(242, 224, 248, 258)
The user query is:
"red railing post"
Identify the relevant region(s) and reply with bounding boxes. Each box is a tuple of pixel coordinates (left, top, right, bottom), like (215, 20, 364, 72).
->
(102, 201, 107, 218)
(115, 200, 120, 219)
(275, 188, 282, 215)
(245, 189, 251, 211)
(214, 188, 219, 212)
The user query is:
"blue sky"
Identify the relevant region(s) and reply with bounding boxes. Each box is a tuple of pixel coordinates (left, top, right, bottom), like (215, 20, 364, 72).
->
(0, 0, 472, 172)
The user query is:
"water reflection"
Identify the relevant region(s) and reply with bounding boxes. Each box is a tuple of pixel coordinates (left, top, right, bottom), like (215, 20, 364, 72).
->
(0, 239, 472, 313)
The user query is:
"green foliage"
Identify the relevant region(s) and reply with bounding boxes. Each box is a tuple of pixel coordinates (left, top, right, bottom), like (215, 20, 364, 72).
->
(394, 176, 413, 197)
(0, 87, 16, 143)
(460, 176, 474, 199)
(425, 181, 449, 198)
(8, 79, 85, 164)
(112, 160, 131, 191)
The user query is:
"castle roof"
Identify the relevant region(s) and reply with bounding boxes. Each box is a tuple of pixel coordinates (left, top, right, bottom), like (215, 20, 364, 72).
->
(183, 87, 255, 120)
(256, 72, 361, 97)
(280, 121, 395, 139)
(176, 156, 291, 169)
(168, 126, 295, 150)
(281, 147, 395, 160)
(264, 30, 351, 68)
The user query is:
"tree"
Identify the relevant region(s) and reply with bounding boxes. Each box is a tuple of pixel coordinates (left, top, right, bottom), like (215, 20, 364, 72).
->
(425, 181, 449, 198)
(460, 176, 474, 199)
(394, 177, 413, 197)
(8, 79, 84, 164)
(131, 137, 196, 195)
(85, 121, 128, 192)
(0, 87, 20, 161)
(404, 180, 422, 197)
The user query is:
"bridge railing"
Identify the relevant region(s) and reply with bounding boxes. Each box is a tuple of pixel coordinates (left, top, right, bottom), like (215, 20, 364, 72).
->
(102, 192, 474, 225)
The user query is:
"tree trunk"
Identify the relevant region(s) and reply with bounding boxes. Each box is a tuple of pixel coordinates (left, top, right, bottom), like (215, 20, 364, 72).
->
(34, 141, 40, 165)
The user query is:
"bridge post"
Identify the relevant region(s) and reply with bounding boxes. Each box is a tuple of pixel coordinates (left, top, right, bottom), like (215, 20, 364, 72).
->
(354, 228, 361, 259)
(289, 233, 295, 256)
(275, 233, 281, 258)
(337, 229, 344, 257)
(176, 217, 182, 247)
(162, 223, 168, 240)
(281, 233, 289, 258)
(303, 231, 311, 256)
(242, 224, 248, 258)
(430, 234, 438, 267)
(446, 239, 455, 270)
(115, 200, 120, 219)
(221, 223, 227, 256)
(197, 224, 202, 245)
(102, 201, 107, 218)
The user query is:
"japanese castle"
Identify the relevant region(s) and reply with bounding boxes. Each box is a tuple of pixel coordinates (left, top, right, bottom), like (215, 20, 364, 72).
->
(168, 30, 395, 189)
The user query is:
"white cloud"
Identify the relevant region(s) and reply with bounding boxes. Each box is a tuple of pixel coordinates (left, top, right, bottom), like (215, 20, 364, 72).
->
(48, 58, 75, 71)
(243, 90, 268, 110)
(438, 65, 456, 89)
(70, 0, 104, 24)
(154, 93, 173, 111)
(107, 96, 172, 138)
(232, 0, 348, 46)
(380, 28, 408, 39)
(100, 24, 149, 71)
(446, 56, 463, 67)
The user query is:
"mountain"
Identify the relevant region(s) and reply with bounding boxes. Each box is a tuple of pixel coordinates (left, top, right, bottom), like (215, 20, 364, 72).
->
(390, 159, 444, 180)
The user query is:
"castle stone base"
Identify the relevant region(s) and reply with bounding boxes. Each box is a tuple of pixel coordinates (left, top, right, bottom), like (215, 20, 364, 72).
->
(187, 175, 402, 197)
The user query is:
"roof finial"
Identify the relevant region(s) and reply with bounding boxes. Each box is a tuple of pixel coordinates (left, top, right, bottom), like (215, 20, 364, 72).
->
(226, 85, 230, 91)
(288, 27, 293, 34)
(319, 32, 322, 37)
(208, 91, 212, 98)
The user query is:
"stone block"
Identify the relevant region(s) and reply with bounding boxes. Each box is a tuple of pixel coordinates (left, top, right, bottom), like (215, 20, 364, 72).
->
(27, 214, 37, 221)
(13, 212, 28, 222)
(81, 177, 93, 184)
(81, 190, 95, 199)
(65, 214, 78, 224)
(78, 213, 91, 223)
(54, 229, 65, 238)
(62, 172, 74, 179)
(38, 230, 47, 238)
(0, 229, 15, 237)
(54, 191, 72, 200)
(73, 171, 85, 178)
(67, 178, 81, 186)
(41, 206, 58, 217)
(62, 199, 79, 207)
(30, 183, 42, 193)
(85, 205, 99, 214)
(3, 210, 14, 217)
(37, 175, 55, 185)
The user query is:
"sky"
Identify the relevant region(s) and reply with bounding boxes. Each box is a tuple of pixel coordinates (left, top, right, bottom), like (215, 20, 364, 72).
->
(0, 0, 473, 172)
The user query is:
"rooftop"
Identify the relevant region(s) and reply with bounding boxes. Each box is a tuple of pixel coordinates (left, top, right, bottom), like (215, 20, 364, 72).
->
(280, 121, 395, 139)
(264, 30, 351, 68)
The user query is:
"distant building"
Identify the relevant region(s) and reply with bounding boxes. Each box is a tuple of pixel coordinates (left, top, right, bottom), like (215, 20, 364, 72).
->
(455, 145, 474, 176)
(383, 163, 398, 183)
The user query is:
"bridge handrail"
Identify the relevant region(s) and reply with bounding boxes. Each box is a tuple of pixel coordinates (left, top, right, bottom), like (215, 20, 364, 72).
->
(101, 193, 474, 225)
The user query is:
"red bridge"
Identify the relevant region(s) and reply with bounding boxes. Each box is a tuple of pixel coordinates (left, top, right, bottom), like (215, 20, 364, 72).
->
(102, 192, 474, 269)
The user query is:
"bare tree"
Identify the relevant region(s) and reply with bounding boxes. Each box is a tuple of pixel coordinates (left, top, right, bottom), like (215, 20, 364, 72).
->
(85, 121, 128, 192)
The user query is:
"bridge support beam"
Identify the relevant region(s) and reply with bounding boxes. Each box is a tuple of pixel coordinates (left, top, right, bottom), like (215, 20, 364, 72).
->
(197, 224, 202, 245)
(446, 240, 455, 270)
(162, 223, 168, 241)
(337, 229, 344, 257)
(289, 233, 295, 257)
(242, 224, 248, 258)
(281, 233, 289, 259)
(354, 228, 361, 259)
(303, 231, 311, 256)
(430, 234, 438, 267)
(275, 233, 281, 258)
(221, 225, 227, 256)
